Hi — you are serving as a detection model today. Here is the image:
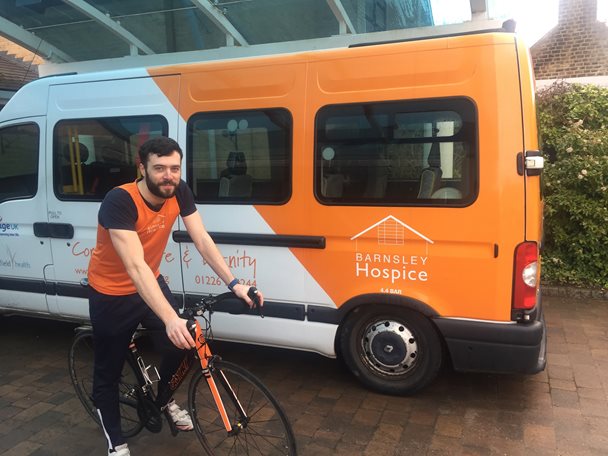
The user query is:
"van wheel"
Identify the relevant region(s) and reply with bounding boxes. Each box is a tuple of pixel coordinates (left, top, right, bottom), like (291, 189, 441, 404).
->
(339, 305, 442, 395)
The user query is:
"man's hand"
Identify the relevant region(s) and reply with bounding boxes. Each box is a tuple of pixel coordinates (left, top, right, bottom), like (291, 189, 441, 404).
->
(233, 283, 264, 308)
(165, 316, 196, 349)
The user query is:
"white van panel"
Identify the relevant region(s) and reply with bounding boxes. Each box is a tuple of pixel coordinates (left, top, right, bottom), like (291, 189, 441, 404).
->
(182, 204, 334, 306)
(0, 117, 51, 314)
(183, 240, 334, 306)
(50, 76, 177, 116)
(0, 199, 51, 284)
(198, 205, 277, 233)
(50, 295, 88, 319)
(0, 81, 49, 121)
(0, 289, 48, 314)
(207, 313, 337, 357)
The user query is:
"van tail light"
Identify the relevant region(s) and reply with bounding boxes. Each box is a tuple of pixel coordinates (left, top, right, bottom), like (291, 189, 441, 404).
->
(512, 242, 538, 311)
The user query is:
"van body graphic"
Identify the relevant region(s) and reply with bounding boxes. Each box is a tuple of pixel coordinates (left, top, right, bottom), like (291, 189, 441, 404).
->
(352, 216, 432, 287)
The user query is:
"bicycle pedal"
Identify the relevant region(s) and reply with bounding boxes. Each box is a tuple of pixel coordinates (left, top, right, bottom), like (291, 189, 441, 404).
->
(137, 398, 163, 434)
(144, 415, 163, 434)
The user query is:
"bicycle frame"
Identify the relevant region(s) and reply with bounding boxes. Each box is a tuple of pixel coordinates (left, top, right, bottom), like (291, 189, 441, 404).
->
(192, 319, 249, 435)
(127, 318, 247, 436)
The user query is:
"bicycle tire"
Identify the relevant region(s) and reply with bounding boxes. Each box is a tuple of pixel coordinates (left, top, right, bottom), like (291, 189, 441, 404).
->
(188, 360, 297, 455)
(68, 331, 144, 438)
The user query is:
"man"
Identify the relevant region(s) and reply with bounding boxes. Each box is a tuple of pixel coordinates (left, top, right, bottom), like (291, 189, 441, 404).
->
(87, 136, 262, 456)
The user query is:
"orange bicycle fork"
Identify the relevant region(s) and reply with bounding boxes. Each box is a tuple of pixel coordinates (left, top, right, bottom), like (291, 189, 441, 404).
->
(194, 321, 249, 435)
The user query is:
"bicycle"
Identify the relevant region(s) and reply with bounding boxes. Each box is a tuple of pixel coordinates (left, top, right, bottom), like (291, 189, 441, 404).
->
(68, 288, 297, 455)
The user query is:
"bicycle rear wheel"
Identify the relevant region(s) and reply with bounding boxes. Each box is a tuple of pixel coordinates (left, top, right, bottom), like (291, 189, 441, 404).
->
(68, 331, 144, 438)
(188, 360, 296, 455)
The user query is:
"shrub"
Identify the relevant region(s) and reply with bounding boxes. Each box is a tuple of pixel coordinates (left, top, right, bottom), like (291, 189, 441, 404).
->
(537, 82, 608, 289)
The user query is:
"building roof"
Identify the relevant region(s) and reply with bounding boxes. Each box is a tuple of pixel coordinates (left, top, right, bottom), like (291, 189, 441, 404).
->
(0, 37, 39, 92)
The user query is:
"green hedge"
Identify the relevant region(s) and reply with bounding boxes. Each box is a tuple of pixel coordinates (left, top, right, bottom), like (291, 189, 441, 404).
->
(537, 82, 608, 290)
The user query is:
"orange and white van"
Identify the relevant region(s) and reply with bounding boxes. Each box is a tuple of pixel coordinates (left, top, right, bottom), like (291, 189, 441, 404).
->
(0, 29, 545, 394)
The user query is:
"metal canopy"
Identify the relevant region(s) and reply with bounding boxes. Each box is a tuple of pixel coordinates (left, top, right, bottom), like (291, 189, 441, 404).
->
(0, 0, 491, 75)
(189, 0, 248, 46)
(327, 0, 357, 34)
(63, 0, 155, 55)
(0, 15, 73, 62)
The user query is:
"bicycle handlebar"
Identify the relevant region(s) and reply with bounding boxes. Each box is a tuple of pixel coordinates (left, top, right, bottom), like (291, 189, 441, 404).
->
(181, 287, 263, 321)
(81, 277, 263, 318)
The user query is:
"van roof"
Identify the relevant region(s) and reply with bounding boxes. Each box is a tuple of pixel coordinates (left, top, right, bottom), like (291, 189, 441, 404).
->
(0, 29, 519, 124)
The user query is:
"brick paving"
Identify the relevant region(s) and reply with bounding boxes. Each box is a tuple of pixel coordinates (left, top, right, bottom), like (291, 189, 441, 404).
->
(1, 295, 608, 455)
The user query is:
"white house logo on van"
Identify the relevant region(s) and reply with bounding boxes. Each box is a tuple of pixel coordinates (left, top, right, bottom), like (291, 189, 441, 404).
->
(351, 215, 433, 290)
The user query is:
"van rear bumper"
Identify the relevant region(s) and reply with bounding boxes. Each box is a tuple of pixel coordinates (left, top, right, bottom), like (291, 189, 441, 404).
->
(433, 310, 547, 374)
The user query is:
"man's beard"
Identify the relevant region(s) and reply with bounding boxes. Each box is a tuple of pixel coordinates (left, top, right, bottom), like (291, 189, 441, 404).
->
(145, 173, 177, 199)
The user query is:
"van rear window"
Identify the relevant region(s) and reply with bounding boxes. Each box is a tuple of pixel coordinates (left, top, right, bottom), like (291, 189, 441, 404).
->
(187, 108, 292, 204)
(53, 116, 168, 200)
(315, 98, 477, 206)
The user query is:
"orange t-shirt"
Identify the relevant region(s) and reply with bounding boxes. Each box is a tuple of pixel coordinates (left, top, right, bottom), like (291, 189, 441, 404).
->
(88, 181, 180, 295)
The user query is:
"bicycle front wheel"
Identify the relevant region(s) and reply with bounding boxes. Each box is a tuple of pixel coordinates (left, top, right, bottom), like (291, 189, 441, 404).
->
(188, 360, 296, 455)
(68, 331, 144, 438)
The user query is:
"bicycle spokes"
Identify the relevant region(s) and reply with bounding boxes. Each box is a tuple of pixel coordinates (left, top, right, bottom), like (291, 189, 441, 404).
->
(69, 331, 144, 439)
(188, 360, 296, 455)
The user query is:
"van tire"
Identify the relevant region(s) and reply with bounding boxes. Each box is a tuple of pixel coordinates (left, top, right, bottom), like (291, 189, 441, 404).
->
(339, 305, 442, 395)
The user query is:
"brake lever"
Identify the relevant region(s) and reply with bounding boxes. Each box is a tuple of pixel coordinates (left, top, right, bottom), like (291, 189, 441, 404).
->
(247, 286, 264, 318)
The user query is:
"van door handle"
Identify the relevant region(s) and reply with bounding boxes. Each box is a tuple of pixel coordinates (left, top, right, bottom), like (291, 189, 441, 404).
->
(517, 151, 544, 176)
(34, 222, 75, 239)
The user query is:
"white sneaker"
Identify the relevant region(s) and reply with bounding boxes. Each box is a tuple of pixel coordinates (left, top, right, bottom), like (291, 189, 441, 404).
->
(109, 443, 130, 455)
(167, 399, 194, 431)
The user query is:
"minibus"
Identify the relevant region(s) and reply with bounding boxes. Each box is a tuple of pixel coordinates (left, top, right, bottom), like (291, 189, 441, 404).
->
(0, 29, 545, 394)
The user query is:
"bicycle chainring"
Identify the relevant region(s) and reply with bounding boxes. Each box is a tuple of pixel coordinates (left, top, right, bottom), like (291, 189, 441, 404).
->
(137, 396, 163, 433)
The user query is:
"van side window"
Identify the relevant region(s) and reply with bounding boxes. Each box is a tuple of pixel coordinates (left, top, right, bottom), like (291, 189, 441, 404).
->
(187, 109, 292, 204)
(315, 98, 477, 206)
(53, 116, 168, 200)
(0, 123, 39, 203)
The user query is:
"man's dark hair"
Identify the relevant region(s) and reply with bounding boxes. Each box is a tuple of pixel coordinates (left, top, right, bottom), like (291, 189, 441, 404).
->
(139, 137, 183, 166)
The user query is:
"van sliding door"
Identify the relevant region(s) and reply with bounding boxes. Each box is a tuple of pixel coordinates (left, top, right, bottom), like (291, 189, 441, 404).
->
(45, 75, 181, 318)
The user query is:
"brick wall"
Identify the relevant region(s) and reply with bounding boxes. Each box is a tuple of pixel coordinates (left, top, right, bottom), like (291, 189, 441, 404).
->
(531, 0, 608, 79)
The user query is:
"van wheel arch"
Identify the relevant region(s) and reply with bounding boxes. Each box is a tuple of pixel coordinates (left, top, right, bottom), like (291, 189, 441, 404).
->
(337, 293, 439, 320)
(335, 294, 443, 395)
